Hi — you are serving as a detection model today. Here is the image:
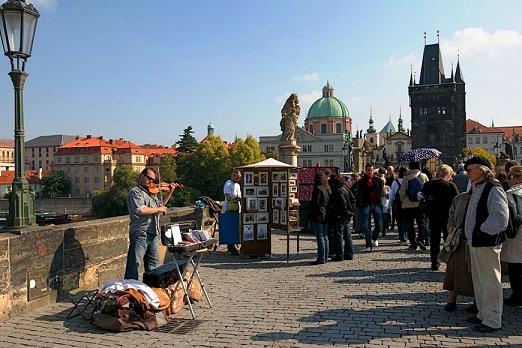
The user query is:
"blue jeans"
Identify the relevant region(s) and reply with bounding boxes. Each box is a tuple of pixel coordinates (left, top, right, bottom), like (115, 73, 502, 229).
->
(124, 231, 160, 280)
(392, 205, 407, 242)
(359, 204, 383, 249)
(312, 221, 329, 263)
(335, 216, 354, 259)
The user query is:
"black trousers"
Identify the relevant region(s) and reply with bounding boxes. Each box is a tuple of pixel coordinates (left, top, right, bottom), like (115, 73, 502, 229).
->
(508, 262, 522, 300)
(403, 206, 426, 247)
(429, 214, 449, 266)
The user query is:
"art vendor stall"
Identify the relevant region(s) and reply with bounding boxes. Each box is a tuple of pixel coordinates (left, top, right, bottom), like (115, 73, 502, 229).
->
(237, 158, 300, 261)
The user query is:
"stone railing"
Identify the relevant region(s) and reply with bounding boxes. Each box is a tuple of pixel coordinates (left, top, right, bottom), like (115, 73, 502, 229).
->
(0, 206, 214, 320)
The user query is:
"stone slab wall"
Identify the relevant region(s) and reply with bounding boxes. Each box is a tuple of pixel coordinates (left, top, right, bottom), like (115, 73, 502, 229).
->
(0, 198, 94, 216)
(0, 206, 213, 320)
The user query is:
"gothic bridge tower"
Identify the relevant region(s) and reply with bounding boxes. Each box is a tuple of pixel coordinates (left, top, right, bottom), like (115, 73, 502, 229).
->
(408, 33, 466, 165)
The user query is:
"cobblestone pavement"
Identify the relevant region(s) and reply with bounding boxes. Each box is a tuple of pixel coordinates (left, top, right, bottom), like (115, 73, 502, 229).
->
(1, 230, 521, 347)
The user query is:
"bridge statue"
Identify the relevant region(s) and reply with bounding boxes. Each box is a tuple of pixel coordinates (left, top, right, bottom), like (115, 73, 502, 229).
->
(280, 93, 300, 142)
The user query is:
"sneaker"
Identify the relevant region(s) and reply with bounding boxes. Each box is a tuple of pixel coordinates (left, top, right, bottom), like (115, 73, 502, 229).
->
(364, 247, 372, 252)
(417, 241, 427, 250)
(408, 245, 417, 250)
(359, 233, 365, 239)
(331, 255, 344, 262)
(372, 240, 379, 247)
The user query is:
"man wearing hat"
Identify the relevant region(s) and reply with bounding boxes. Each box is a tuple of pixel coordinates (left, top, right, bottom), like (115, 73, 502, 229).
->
(463, 156, 508, 333)
(453, 163, 469, 193)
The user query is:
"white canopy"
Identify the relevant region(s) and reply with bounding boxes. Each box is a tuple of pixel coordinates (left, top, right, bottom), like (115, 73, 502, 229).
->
(236, 158, 298, 169)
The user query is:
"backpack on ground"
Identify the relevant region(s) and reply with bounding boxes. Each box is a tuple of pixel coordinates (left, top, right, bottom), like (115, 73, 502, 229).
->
(407, 176, 423, 202)
(392, 179, 402, 208)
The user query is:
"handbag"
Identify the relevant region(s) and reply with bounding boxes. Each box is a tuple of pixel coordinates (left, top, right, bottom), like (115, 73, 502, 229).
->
(444, 227, 462, 253)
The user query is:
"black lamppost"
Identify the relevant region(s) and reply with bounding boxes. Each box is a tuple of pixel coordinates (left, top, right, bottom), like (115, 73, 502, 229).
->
(0, 0, 39, 227)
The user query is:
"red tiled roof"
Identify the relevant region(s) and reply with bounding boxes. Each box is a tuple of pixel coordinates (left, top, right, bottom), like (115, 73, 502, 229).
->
(0, 139, 14, 148)
(466, 119, 504, 134)
(0, 169, 48, 185)
(495, 126, 522, 138)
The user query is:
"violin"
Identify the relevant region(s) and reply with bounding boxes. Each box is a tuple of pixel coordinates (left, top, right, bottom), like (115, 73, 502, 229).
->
(148, 181, 183, 194)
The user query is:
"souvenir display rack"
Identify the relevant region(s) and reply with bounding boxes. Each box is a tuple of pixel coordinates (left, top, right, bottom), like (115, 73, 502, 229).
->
(239, 165, 299, 259)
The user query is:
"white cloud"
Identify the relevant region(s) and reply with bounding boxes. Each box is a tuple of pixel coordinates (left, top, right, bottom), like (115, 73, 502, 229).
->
(293, 73, 319, 82)
(441, 28, 522, 58)
(274, 93, 290, 105)
(298, 90, 321, 105)
(385, 53, 418, 67)
(30, 0, 58, 9)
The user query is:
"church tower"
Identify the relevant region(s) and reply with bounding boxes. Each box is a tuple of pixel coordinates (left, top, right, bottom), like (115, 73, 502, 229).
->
(408, 32, 466, 165)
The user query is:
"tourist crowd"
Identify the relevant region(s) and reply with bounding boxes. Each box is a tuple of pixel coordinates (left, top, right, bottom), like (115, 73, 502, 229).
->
(308, 156, 522, 333)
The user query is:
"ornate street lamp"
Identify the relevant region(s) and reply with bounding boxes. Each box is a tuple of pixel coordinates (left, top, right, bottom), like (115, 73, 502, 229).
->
(467, 149, 473, 161)
(0, 0, 39, 227)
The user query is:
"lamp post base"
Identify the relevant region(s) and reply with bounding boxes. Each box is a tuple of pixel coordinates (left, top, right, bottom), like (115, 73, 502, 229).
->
(8, 178, 36, 227)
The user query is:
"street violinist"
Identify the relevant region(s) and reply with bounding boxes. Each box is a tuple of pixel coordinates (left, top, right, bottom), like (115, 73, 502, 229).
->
(124, 166, 181, 280)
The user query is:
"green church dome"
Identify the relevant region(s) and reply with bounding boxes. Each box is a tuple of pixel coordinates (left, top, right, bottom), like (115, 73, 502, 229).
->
(306, 82, 350, 119)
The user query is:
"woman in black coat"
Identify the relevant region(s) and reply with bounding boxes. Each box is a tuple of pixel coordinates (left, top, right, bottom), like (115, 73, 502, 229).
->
(309, 171, 330, 265)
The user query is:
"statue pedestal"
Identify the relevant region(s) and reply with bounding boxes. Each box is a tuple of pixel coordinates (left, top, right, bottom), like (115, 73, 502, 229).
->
(278, 141, 301, 167)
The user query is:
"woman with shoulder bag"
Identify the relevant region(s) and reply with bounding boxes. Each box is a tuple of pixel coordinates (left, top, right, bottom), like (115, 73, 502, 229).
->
(441, 190, 476, 313)
(309, 171, 330, 265)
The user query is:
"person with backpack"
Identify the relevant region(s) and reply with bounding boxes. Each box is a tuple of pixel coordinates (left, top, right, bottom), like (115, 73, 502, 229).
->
(328, 173, 356, 261)
(399, 161, 429, 250)
(464, 156, 508, 333)
(389, 167, 407, 244)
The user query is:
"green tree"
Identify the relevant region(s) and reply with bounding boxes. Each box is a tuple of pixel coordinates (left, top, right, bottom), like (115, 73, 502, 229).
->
(159, 154, 177, 182)
(41, 170, 71, 198)
(91, 165, 137, 218)
(229, 136, 266, 170)
(245, 135, 266, 163)
(175, 126, 199, 153)
(177, 135, 230, 201)
(464, 147, 496, 168)
(263, 149, 279, 160)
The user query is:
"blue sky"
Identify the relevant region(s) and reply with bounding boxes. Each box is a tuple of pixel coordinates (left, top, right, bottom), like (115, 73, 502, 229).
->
(0, 0, 521, 146)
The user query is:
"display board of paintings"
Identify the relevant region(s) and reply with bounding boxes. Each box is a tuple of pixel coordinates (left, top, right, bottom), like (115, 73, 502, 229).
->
(238, 166, 299, 256)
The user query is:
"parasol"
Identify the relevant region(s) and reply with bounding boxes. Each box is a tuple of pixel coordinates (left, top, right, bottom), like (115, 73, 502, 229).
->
(399, 148, 442, 163)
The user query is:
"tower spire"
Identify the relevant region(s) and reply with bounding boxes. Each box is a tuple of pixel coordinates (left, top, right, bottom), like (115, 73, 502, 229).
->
(367, 107, 376, 133)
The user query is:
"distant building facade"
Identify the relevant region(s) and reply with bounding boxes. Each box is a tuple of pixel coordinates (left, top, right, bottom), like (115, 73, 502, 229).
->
(466, 119, 522, 162)
(0, 139, 14, 172)
(52, 135, 177, 197)
(408, 38, 466, 165)
(25, 134, 77, 171)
